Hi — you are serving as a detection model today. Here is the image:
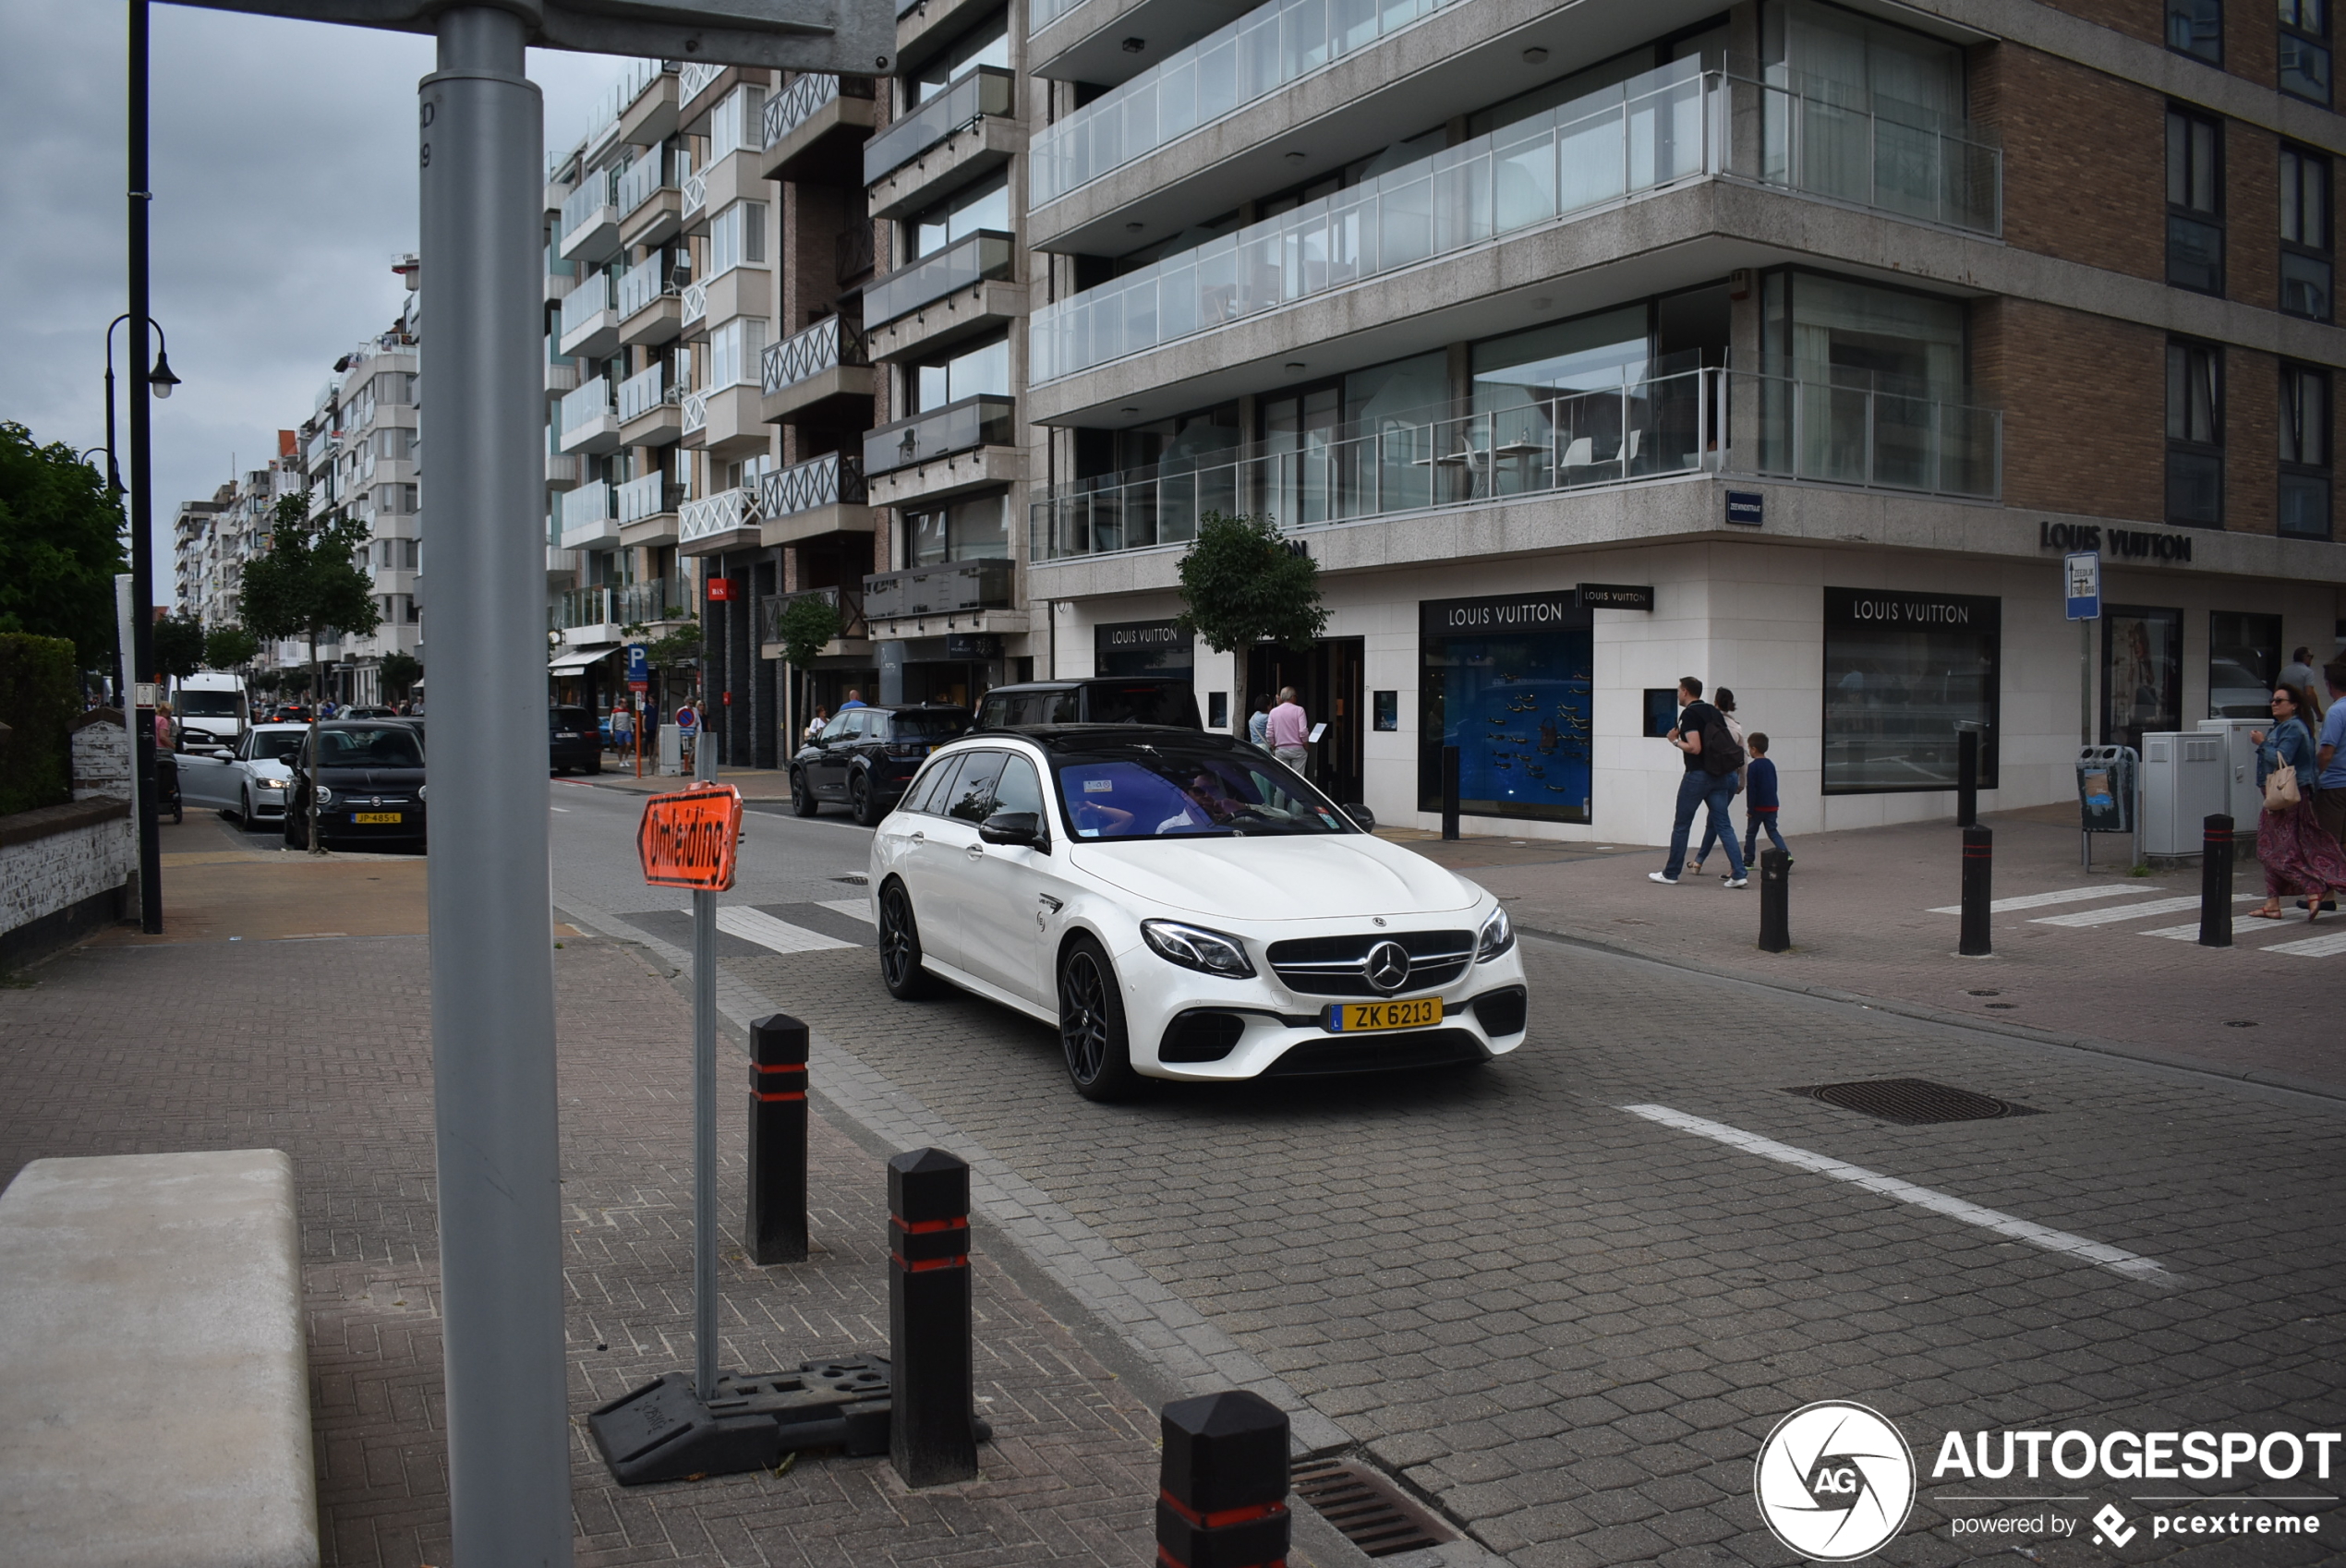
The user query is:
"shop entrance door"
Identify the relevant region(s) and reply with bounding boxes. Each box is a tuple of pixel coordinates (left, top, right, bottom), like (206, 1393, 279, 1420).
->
(1247, 638, 1365, 803)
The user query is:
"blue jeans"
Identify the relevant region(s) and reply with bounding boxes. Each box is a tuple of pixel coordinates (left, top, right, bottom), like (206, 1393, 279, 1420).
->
(1694, 778, 1743, 865)
(1664, 772, 1746, 879)
(1744, 809, 1788, 863)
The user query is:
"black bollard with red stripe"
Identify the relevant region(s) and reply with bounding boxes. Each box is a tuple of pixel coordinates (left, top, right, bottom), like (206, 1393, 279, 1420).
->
(1157, 1391, 1290, 1568)
(889, 1146, 976, 1487)
(2198, 814, 2233, 947)
(745, 1014, 808, 1264)
(1959, 825, 1993, 957)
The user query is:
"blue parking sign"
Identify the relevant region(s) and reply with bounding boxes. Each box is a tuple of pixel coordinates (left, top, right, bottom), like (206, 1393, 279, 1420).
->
(625, 642, 649, 681)
(2062, 551, 2100, 621)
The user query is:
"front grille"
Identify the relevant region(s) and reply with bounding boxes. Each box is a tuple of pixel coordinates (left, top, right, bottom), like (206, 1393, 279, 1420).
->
(1264, 1030, 1487, 1077)
(1265, 930, 1475, 997)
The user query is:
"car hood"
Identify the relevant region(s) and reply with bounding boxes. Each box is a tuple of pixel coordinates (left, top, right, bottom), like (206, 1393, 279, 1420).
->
(1067, 834, 1478, 922)
(246, 758, 293, 781)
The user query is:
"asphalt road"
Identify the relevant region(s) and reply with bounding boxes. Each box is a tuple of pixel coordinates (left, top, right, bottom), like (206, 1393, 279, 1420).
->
(550, 777, 2346, 1568)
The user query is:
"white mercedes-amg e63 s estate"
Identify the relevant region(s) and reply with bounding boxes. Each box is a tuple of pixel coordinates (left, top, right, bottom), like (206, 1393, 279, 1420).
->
(866, 726, 1529, 1100)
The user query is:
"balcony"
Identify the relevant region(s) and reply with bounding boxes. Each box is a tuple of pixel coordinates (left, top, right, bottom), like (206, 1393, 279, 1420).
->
(617, 256, 683, 345)
(559, 168, 621, 263)
(1033, 65, 1720, 385)
(618, 364, 683, 445)
(552, 585, 619, 640)
(1032, 368, 1997, 563)
(558, 480, 620, 551)
(1755, 77, 2000, 235)
(558, 377, 620, 454)
(678, 60, 723, 112)
(558, 270, 619, 359)
(1029, 0, 1258, 91)
(678, 485, 761, 555)
(865, 229, 1014, 333)
(545, 344, 580, 397)
(1031, 0, 1461, 208)
(761, 314, 874, 426)
(759, 584, 870, 655)
(617, 575, 689, 626)
(683, 279, 708, 329)
(760, 72, 877, 187)
(863, 559, 1017, 638)
(756, 452, 870, 545)
(683, 167, 708, 226)
(865, 394, 1020, 509)
(547, 451, 584, 488)
(864, 66, 1017, 218)
(618, 475, 684, 547)
(617, 153, 683, 249)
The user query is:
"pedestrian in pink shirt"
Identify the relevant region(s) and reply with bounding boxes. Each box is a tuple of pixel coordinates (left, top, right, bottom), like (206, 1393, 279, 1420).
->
(1267, 686, 1310, 776)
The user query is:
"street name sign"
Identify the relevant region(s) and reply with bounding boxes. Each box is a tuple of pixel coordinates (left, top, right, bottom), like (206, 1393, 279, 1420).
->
(2064, 550, 2101, 621)
(638, 783, 743, 891)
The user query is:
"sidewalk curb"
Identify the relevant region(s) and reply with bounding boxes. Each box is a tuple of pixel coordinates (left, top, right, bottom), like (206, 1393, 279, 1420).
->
(1517, 923, 2346, 1107)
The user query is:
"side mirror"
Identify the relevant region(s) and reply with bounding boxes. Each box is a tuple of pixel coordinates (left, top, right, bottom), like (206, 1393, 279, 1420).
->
(978, 810, 1047, 850)
(1342, 802, 1376, 832)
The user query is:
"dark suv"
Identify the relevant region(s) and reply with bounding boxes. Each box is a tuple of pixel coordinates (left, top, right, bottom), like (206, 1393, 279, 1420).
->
(550, 706, 601, 775)
(791, 705, 970, 825)
(973, 678, 1201, 730)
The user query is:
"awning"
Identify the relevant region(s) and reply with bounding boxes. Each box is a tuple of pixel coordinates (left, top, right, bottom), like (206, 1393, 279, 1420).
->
(548, 644, 618, 673)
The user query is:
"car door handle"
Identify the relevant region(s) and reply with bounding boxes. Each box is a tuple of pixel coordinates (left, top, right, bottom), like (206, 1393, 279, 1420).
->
(1038, 895, 1062, 913)
(965, 843, 985, 862)
(908, 830, 924, 846)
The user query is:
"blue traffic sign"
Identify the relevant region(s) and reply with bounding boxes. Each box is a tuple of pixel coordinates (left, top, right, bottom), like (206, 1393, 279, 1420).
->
(625, 642, 649, 680)
(2062, 551, 2100, 621)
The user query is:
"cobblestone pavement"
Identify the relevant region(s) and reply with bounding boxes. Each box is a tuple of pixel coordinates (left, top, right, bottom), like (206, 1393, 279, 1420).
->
(543, 782, 2346, 1568)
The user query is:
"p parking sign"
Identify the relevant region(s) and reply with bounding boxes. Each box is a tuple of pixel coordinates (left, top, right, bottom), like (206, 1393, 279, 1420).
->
(625, 642, 649, 681)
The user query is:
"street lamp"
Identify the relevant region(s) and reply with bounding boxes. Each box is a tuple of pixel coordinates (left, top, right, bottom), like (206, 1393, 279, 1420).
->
(103, 308, 179, 941)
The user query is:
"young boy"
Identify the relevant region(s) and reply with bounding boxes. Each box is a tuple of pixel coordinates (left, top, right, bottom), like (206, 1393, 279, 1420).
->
(1741, 732, 1789, 866)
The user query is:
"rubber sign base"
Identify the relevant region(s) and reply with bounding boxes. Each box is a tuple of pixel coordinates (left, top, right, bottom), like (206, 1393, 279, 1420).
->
(589, 1357, 895, 1485)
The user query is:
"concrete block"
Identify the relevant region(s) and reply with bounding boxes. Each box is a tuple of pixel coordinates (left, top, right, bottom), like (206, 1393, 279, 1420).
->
(0, 1150, 318, 1568)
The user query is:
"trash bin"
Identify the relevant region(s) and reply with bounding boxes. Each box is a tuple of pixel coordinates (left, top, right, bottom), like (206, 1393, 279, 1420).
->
(2075, 745, 2136, 870)
(2139, 730, 2227, 858)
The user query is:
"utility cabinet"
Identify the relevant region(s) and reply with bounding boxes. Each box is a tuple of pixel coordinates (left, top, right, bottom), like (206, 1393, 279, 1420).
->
(2138, 730, 2228, 857)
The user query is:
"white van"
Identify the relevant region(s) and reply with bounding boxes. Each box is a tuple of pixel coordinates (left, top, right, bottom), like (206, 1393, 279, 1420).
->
(172, 671, 248, 751)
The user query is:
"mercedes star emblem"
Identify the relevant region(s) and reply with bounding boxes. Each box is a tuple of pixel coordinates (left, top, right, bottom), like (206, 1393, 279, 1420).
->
(1364, 940, 1412, 994)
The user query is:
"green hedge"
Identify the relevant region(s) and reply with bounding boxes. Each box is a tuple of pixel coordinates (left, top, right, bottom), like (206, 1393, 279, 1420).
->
(0, 633, 79, 815)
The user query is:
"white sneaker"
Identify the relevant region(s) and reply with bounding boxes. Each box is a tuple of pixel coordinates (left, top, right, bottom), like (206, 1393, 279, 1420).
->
(1723, 875, 1748, 888)
(1648, 871, 1678, 885)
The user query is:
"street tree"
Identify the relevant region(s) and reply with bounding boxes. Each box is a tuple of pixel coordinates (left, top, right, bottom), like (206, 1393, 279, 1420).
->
(1174, 511, 1326, 653)
(772, 594, 840, 742)
(379, 650, 422, 702)
(153, 615, 205, 682)
(239, 495, 381, 851)
(0, 421, 129, 669)
(204, 624, 260, 672)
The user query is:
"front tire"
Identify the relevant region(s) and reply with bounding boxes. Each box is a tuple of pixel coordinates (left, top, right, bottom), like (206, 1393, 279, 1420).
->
(791, 769, 820, 817)
(877, 881, 941, 1000)
(850, 771, 884, 827)
(1058, 937, 1142, 1103)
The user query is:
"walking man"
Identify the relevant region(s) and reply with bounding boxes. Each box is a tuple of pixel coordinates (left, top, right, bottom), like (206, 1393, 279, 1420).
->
(1267, 686, 1311, 776)
(2317, 661, 2346, 847)
(1650, 676, 1747, 887)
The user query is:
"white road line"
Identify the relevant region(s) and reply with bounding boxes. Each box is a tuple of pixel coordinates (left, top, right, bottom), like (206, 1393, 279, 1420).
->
(817, 897, 875, 925)
(2140, 919, 2316, 943)
(1928, 885, 2155, 915)
(550, 806, 571, 813)
(2030, 894, 2255, 927)
(714, 905, 856, 954)
(1618, 1104, 2170, 1282)
(2266, 929, 2346, 958)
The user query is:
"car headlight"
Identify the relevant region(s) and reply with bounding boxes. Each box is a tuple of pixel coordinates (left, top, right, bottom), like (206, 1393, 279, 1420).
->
(1140, 919, 1256, 979)
(1476, 902, 1514, 961)
(418, 785, 428, 802)
(258, 778, 286, 790)
(316, 786, 333, 806)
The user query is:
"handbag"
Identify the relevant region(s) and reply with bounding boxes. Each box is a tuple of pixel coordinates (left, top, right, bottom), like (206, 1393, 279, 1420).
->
(2264, 762, 2303, 814)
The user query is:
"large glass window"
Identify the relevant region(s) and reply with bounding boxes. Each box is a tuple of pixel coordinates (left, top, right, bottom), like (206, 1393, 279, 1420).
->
(2280, 362, 2332, 539)
(2281, 0, 2332, 103)
(911, 331, 1009, 414)
(1760, 1, 1970, 221)
(1760, 270, 1969, 488)
(707, 199, 768, 277)
(707, 318, 768, 391)
(2169, 0, 2222, 61)
(2208, 611, 2283, 717)
(906, 172, 1010, 262)
(1417, 592, 1594, 824)
(909, 12, 1008, 106)
(2103, 607, 2183, 751)
(2166, 339, 2223, 526)
(707, 83, 767, 162)
(904, 491, 1009, 565)
(2167, 107, 2223, 295)
(2282, 146, 2333, 320)
(1821, 588, 2000, 794)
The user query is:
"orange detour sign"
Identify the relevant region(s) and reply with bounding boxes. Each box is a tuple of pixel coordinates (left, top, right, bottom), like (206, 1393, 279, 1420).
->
(638, 783, 744, 891)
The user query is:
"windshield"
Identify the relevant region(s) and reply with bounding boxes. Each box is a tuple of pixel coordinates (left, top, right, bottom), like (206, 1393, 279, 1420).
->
(1051, 744, 1351, 839)
(890, 710, 969, 739)
(250, 731, 305, 763)
(175, 690, 241, 717)
(318, 727, 425, 768)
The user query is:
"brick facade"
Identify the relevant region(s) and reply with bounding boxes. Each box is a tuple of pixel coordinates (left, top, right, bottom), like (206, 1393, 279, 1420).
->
(1976, 298, 2166, 521)
(2225, 125, 2281, 313)
(1974, 43, 2165, 283)
(2225, 345, 2279, 535)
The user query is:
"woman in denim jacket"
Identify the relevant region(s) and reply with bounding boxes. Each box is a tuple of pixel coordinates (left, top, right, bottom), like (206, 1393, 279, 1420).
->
(2248, 683, 2346, 922)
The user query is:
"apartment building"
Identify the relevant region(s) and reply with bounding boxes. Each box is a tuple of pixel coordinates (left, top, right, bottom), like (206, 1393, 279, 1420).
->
(173, 492, 227, 622)
(1020, 0, 2346, 841)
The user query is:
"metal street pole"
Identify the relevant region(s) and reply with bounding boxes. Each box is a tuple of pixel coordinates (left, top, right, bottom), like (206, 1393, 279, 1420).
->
(417, 11, 572, 1563)
(127, 0, 162, 934)
(693, 682, 719, 1399)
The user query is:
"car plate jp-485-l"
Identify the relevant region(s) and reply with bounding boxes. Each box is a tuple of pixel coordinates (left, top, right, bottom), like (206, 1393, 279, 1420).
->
(1326, 997, 1443, 1032)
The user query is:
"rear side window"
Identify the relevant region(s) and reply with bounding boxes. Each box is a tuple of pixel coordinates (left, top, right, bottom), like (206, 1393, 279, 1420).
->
(943, 751, 1009, 823)
(1045, 692, 1082, 723)
(892, 709, 968, 740)
(1086, 683, 1199, 726)
(994, 754, 1046, 817)
(905, 754, 965, 815)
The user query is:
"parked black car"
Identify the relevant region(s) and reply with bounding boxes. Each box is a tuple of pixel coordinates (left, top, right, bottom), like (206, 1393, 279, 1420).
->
(790, 705, 970, 825)
(284, 721, 428, 850)
(973, 678, 1202, 730)
(550, 706, 601, 775)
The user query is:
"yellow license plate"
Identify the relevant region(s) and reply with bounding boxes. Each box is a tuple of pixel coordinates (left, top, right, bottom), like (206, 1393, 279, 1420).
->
(1326, 997, 1443, 1032)
(353, 812, 404, 825)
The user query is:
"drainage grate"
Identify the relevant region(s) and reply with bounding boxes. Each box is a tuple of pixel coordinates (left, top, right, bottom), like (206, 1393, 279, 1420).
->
(1785, 1078, 2038, 1126)
(832, 873, 868, 886)
(1292, 1458, 1454, 1558)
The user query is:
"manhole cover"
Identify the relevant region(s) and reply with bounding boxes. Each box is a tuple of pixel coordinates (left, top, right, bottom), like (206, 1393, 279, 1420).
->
(1785, 1078, 2037, 1126)
(1966, 988, 2000, 996)
(1984, 1002, 2017, 1009)
(2225, 1020, 2257, 1029)
(1291, 1458, 1453, 1558)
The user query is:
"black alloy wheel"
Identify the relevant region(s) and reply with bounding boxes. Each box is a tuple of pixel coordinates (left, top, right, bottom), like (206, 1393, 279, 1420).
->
(1057, 936, 1141, 1102)
(877, 881, 941, 1000)
(850, 770, 884, 827)
(790, 768, 820, 817)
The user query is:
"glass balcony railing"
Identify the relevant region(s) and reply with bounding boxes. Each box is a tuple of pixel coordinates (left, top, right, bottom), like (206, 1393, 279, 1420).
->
(864, 559, 1015, 620)
(553, 584, 613, 630)
(864, 66, 1014, 186)
(1033, 65, 1718, 382)
(761, 314, 869, 396)
(559, 377, 614, 439)
(617, 575, 688, 625)
(557, 482, 616, 549)
(617, 363, 675, 423)
(865, 394, 1017, 478)
(762, 71, 874, 149)
(679, 486, 758, 546)
(617, 473, 682, 524)
(756, 451, 867, 517)
(1031, 0, 1461, 205)
(616, 255, 675, 318)
(1031, 368, 1997, 561)
(1757, 75, 2000, 235)
(1028, 0, 1086, 31)
(864, 231, 1015, 329)
(559, 271, 613, 339)
(615, 154, 667, 219)
(560, 168, 618, 246)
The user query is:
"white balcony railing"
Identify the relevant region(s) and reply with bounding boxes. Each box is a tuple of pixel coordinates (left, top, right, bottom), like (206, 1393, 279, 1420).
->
(681, 389, 708, 437)
(617, 363, 672, 422)
(559, 377, 614, 439)
(682, 168, 708, 222)
(679, 486, 757, 545)
(678, 60, 722, 109)
(682, 279, 708, 327)
(558, 270, 613, 339)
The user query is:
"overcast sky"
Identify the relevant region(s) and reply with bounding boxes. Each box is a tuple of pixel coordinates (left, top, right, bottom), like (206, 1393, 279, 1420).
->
(0, 0, 635, 603)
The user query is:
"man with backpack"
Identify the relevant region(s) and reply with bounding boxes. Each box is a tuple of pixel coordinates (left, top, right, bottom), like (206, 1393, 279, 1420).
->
(1649, 675, 1748, 887)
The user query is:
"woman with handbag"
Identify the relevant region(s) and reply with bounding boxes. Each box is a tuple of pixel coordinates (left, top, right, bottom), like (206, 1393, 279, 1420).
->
(2248, 683, 2346, 922)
